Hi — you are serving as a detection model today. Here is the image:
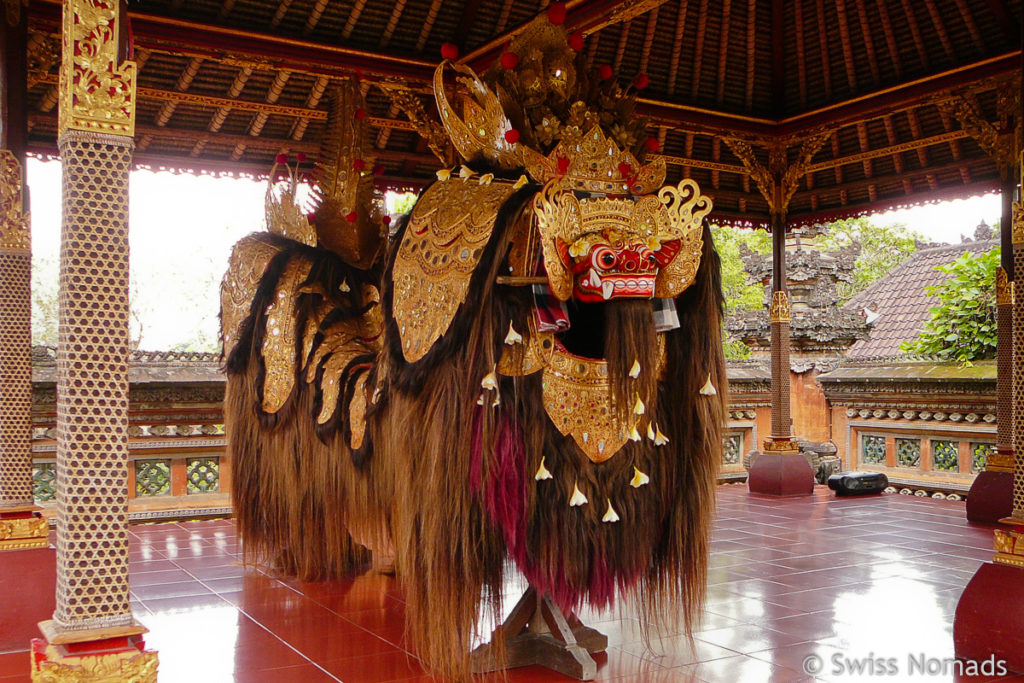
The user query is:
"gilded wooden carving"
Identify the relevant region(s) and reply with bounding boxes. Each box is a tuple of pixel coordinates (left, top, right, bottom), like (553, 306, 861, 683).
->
(58, 0, 137, 137)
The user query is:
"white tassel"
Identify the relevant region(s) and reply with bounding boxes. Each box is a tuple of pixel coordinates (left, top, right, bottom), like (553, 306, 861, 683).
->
(459, 165, 473, 180)
(629, 360, 641, 379)
(535, 457, 553, 481)
(569, 482, 588, 507)
(338, 279, 351, 293)
(504, 322, 523, 345)
(481, 368, 498, 391)
(628, 425, 641, 442)
(602, 499, 620, 523)
(700, 374, 717, 395)
(436, 168, 452, 181)
(630, 467, 650, 488)
(478, 173, 494, 186)
(633, 395, 645, 415)
(646, 422, 655, 441)
(654, 425, 669, 446)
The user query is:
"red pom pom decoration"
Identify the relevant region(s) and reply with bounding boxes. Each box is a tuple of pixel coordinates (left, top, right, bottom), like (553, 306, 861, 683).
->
(598, 64, 613, 80)
(568, 31, 584, 51)
(504, 129, 521, 144)
(383, 215, 392, 227)
(557, 156, 571, 175)
(345, 211, 358, 223)
(355, 108, 366, 120)
(644, 137, 660, 152)
(617, 162, 633, 178)
(372, 164, 386, 176)
(353, 158, 366, 172)
(548, 2, 566, 25)
(440, 42, 459, 60)
(296, 152, 307, 163)
(275, 153, 288, 164)
(633, 73, 649, 90)
(500, 52, 520, 70)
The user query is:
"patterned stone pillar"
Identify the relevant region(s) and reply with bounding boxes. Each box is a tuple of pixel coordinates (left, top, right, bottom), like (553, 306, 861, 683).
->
(992, 267, 1015, 472)
(1012, 201, 1024, 522)
(32, 1, 156, 679)
(0, 151, 34, 513)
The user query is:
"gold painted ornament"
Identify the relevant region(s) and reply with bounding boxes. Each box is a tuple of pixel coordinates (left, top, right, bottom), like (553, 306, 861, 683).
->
(392, 179, 517, 362)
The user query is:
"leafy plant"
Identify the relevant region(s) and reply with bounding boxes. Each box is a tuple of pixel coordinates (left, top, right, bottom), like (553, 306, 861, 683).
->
(819, 217, 923, 300)
(900, 247, 999, 363)
(711, 225, 771, 359)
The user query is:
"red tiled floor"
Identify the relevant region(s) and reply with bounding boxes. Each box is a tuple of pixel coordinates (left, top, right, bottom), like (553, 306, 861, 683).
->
(4, 485, 1023, 682)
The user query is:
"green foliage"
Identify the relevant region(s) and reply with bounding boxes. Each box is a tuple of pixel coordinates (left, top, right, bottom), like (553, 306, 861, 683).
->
(711, 225, 771, 359)
(900, 247, 999, 363)
(819, 217, 922, 300)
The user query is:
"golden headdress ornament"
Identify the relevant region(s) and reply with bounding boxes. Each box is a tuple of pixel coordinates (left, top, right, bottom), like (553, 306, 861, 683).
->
(432, 7, 666, 194)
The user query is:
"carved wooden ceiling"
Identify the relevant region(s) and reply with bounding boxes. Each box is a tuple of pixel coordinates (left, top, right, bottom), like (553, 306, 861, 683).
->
(23, 0, 1024, 227)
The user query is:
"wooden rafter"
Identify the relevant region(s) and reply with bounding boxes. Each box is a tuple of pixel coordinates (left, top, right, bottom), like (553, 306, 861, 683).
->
(744, 0, 756, 111)
(269, 0, 292, 29)
(952, 0, 984, 54)
(921, 0, 955, 62)
(639, 6, 658, 74)
(814, 0, 831, 99)
(984, 0, 1020, 47)
(715, 0, 731, 105)
(290, 75, 329, 142)
(303, 0, 329, 36)
(899, 0, 930, 71)
(342, 0, 369, 40)
(613, 19, 630, 73)
(380, 1, 408, 48)
(690, 0, 708, 100)
(793, 0, 807, 109)
(853, 0, 879, 85)
(875, 0, 902, 80)
(415, 0, 445, 52)
(666, 0, 688, 96)
(833, 0, 857, 93)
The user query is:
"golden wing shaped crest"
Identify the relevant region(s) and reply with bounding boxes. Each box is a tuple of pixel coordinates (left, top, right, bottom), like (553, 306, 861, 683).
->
(392, 178, 517, 362)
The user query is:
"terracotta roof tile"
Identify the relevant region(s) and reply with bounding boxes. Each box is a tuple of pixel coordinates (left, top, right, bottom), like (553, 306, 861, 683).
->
(843, 239, 998, 357)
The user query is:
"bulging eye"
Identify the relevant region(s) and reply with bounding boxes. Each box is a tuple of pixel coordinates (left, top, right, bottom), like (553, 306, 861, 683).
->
(647, 253, 657, 266)
(594, 248, 616, 270)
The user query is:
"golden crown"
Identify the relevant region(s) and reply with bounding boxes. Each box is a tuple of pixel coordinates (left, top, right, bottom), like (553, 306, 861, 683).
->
(432, 11, 665, 194)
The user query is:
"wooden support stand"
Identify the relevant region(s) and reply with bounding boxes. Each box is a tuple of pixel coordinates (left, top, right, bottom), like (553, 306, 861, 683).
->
(472, 588, 607, 681)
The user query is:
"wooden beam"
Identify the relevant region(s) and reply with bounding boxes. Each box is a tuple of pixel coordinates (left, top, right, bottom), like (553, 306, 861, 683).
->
(984, 0, 1020, 48)
(770, 0, 784, 115)
(1, 5, 28, 158)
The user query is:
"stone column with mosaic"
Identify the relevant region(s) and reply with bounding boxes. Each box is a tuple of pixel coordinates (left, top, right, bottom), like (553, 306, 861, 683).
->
(29, 2, 157, 681)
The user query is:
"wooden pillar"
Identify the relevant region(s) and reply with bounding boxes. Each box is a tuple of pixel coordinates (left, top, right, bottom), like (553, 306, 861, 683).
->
(764, 208, 797, 454)
(31, 1, 157, 680)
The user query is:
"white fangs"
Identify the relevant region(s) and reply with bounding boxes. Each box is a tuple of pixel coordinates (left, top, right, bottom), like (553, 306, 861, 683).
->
(588, 268, 601, 289)
(602, 279, 615, 300)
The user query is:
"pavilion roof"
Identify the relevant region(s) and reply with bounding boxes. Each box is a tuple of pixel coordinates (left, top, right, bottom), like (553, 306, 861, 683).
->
(23, 0, 1023, 227)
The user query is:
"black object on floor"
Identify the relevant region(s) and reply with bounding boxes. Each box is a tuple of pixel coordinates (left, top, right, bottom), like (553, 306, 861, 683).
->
(827, 471, 889, 496)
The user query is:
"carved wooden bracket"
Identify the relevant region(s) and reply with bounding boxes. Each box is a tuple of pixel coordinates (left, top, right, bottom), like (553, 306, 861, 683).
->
(377, 82, 457, 167)
(938, 81, 1021, 174)
(725, 130, 830, 218)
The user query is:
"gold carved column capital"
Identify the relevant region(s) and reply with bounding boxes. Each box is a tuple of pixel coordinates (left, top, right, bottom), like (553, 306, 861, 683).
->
(58, 0, 137, 138)
(1014, 199, 1024, 246)
(997, 267, 1014, 306)
(994, 528, 1024, 568)
(769, 290, 791, 323)
(0, 151, 30, 255)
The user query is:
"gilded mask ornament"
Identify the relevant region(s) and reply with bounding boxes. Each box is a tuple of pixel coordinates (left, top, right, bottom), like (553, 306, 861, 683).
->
(534, 178, 712, 302)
